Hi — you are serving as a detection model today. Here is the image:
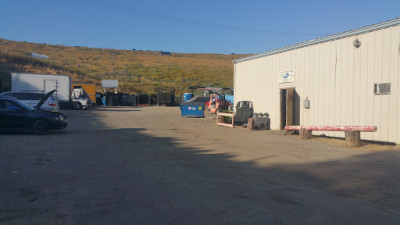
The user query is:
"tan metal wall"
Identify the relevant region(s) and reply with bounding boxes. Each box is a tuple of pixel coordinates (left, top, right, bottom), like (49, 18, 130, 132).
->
(234, 25, 400, 143)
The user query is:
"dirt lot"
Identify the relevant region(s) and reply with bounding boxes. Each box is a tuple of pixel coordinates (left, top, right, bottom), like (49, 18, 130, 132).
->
(1, 106, 400, 225)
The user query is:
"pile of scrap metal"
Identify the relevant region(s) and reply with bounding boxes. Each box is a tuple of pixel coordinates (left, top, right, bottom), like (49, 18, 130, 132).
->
(180, 96, 209, 117)
(215, 100, 271, 129)
(251, 113, 270, 130)
(216, 101, 254, 128)
(233, 101, 254, 125)
(221, 101, 269, 129)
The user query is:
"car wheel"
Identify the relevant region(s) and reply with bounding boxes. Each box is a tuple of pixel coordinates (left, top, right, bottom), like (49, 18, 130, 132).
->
(73, 102, 83, 110)
(33, 119, 50, 134)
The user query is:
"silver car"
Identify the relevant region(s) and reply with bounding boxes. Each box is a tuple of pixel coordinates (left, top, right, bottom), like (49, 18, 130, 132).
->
(0, 91, 60, 112)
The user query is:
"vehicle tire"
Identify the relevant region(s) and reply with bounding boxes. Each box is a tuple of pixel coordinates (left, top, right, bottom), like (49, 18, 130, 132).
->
(73, 102, 83, 110)
(33, 119, 50, 135)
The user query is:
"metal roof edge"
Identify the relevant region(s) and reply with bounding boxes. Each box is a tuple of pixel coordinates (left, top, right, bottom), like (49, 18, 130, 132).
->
(11, 72, 68, 77)
(233, 18, 400, 64)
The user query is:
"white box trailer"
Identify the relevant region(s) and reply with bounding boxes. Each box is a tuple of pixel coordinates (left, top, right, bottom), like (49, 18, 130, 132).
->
(11, 72, 90, 109)
(12, 72, 71, 102)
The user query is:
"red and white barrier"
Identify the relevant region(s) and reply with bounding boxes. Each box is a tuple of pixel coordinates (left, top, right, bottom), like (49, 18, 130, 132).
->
(285, 125, 377, 132)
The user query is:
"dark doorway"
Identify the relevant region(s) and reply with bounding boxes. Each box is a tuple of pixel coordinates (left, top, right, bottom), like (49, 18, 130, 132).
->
(280, 89, 287, 129)
(280, 88, 299, 130)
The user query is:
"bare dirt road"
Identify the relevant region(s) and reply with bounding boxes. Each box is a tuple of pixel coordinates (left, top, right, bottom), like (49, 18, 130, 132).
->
(1, 106, 400, 225)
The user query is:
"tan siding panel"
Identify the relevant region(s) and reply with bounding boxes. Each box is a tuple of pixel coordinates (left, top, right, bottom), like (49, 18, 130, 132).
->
(373, 30, 383, 140)
(389, 26, 400, 142)
(364, 32, 376, 141)
(397, 25, 400, 143)
(353, 36, 361, 126)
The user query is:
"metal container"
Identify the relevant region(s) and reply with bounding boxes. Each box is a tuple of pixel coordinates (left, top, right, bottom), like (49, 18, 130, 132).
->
(180, 104, 204, 117)
(106, 95, 118, 106)
(157, 88, 175, 105)
(180, 96, 208, 117)
(183, 93, 194, 102)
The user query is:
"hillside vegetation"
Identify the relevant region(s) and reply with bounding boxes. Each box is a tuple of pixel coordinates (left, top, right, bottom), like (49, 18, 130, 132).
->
(0, 38, 250, 95)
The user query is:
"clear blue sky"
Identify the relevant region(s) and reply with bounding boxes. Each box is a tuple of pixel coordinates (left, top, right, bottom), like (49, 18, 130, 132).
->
(0, 0, 399, 54)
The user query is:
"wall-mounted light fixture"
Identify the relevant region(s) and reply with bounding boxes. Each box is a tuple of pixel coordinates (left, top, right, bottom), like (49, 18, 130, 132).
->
(353, 38, 361, 48)
(304, 97, 310, 109)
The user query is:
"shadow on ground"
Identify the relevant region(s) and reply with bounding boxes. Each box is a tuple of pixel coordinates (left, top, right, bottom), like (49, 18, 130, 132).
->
(0, 115, 399, 224)
(89, 108, 141, 112)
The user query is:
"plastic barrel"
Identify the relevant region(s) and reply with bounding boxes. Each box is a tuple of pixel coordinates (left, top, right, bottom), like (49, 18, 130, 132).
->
(183, 93, 194, 102)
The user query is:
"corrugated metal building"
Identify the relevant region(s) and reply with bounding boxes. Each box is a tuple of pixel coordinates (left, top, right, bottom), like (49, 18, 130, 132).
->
(234, 19, 400, 144)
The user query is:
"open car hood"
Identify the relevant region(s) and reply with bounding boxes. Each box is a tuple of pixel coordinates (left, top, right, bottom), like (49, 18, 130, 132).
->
(34, 89, 56, 110)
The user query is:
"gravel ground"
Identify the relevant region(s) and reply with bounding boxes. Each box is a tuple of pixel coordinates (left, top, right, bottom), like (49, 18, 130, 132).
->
(1, 106, 399, 225)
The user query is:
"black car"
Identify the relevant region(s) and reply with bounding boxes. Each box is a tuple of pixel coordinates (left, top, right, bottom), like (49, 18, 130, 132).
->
(0, 90, 68, 134)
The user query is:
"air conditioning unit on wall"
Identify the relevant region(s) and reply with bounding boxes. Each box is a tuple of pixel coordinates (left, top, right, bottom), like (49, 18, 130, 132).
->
(374, 83, 391, 95)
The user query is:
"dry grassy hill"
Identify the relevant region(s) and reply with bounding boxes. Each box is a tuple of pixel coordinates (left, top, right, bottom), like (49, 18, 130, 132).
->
(0, 38, 250, 95)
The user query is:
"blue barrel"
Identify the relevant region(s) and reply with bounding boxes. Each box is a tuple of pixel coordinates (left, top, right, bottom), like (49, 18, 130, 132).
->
(101, 96, 106, 106)
(183, 93, 194, 102)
